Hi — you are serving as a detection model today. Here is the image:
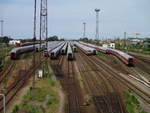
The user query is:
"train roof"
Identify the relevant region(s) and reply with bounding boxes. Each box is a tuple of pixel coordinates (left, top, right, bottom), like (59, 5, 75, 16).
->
(67, 43, 73, 54)
(79, 41, 108, 51)
(10, 43, 47, 53)
(75, 42, 96, 51)
(47, 41, 63, 51)
(10, 45, 36, 53)
(62, 42, 68, 50)
(79, 41, 133, 59)
(51, 42, 65, 53)
(110, 49, 134, 59)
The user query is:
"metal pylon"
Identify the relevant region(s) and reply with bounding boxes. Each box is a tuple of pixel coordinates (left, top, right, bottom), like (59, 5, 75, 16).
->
(40, 0, 48, 49)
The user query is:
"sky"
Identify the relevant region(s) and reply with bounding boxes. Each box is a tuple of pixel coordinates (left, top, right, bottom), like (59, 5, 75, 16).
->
(0, 0, 150, 40)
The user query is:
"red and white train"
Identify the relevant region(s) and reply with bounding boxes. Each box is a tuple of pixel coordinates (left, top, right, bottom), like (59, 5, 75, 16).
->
(107, 49, 134, 65)
(16, 41, 45, 47)
(75, 42, 97, 55)
(79, 41, 134, 65)
(79, 41, 109, 53)
(10, 44, 46, 59)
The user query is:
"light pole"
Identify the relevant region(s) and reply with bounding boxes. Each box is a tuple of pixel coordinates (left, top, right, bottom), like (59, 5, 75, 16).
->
(124, 32, 127, 48)
(32, 0, 37, 88)
(40, 0, 48, 78)
(0, 93, 6, 113)
(95, 9, 100, 40)
(83, 22, 86, 38)
(0, 20, 4, 37)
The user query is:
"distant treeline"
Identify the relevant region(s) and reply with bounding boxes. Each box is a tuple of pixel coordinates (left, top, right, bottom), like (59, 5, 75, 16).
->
(0, 36, 13, 43)
(0, 35, 65, 43)
(79, 37, 99, 44)
(46, 36, 65, 41)
(22, 35, 63, 42)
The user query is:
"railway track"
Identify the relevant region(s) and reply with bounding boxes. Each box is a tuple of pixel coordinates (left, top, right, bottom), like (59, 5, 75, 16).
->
(67, 60, 80, 113)
(67, 96, 80, 113)
(127, 52, 150, 76)
(77, 53, 100, 95)
(68, 60, 74, 77)
(128, 52, 150, 64)
(0, 58, 46, 112)
(0, 61, 15, 84)
(77, 50, 126, 113)
(50, 56, 81, 113)
(51, 55, 65, 76)
(0, 51, 35, 85)
(92, 55, 150, 104)
(98, 54, 150, 87)
(134, 59, 150, 75)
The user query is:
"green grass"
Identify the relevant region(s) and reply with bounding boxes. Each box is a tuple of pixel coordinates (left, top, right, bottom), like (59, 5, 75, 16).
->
(0, 45, 15, 57)
(21, 104, 42, 113)
(44, 62, 50, 74)
(12, 77, 60, 113)
(44, 61, 53, 75)
(11, 59, 60, 113)
(12, 99, 43, 113)
(78, 74, 83, 82)
(98, 52, 107, 59)
(2, 58, 12, 71)
(0, 50, 6, 57)
(123, 89, 148, 113)
(12, 87, 59, 113)
(116, 44, 150, 54)
(42, 61, 54, 79)
(47, 79, 57, 86)
(22, 52, 40, 60)
(12, 105, 19, 113)
(0, 45, 15, 70)
(21, 53, 33, 60)
(42, 78, 58, 88)
(47, 98, 59, 105)
(24, 88, 50, 102)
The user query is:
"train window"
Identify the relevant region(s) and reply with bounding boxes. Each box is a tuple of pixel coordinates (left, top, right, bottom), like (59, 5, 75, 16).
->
(11, 53, 16, 56)
(51, 52, 54, 56)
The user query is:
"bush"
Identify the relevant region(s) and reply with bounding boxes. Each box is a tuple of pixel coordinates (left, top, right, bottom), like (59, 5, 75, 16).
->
(22, 104, 42, 113)
(47, 98, 58, 105)
(48, 79, 56, 86)
(12, 105, 19, 113)
(124, 89, 148, 113)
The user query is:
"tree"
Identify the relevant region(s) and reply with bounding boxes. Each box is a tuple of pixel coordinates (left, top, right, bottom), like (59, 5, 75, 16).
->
(59, 38, 65, 41)
(145, 38, 150, 43)
(79, 37, 89, 42)
(47, 36, 59, 41)
(0, 36, 13, 43)
(32, 37, 36, 42)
